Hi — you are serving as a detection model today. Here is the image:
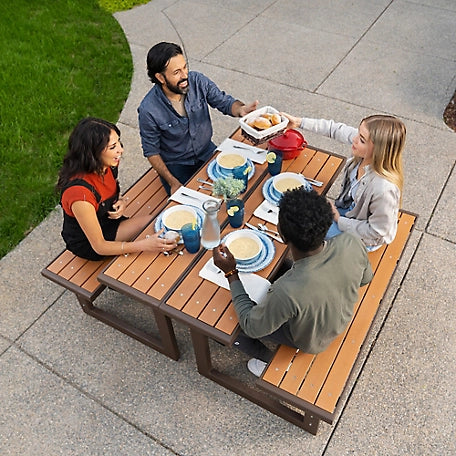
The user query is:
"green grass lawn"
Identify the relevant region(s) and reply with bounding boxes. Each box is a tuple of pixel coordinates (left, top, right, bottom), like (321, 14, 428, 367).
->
(0, 0, 149, 258)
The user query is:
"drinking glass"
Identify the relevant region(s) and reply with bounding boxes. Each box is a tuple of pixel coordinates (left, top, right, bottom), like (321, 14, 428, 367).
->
(232, 163, 249, 194)
(181, 223, 201, 253)
(267, 150, 282, 176)
(226, 198, 244, 228)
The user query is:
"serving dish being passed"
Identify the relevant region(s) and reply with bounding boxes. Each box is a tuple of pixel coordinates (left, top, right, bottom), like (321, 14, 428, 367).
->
(239, 106, 289, 145)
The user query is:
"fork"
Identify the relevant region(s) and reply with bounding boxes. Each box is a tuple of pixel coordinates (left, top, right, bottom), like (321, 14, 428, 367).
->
(302, 176, 323, 187)
(197, 178, 213, 186)
(257, 223, 280, 237)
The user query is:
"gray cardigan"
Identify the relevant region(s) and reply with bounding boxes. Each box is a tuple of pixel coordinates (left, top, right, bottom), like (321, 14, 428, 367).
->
(300, 117, 400, 246)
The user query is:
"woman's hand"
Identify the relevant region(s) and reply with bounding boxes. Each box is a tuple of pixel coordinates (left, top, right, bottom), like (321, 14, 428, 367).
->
(213, 244, 237, 273)
(142, 228, 177, 253)
(108, 199, 126, 219)
(280, 112, 302, 130)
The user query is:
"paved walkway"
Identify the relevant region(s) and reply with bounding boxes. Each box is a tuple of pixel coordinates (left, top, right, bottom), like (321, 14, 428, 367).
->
(1, 1, 456, 454)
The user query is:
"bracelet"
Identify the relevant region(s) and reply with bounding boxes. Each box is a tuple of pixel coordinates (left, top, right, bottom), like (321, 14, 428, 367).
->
(224, 268, 238, 278)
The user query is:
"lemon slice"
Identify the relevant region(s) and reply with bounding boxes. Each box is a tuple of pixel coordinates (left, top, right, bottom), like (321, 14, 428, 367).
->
(243, 166, 252, 175)
(266, 152, 277, 163)
(227, 206, 239, 216)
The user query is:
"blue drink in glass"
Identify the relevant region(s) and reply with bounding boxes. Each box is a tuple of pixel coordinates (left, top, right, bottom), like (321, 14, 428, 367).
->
(267, 150, 282, 176)
(181, 223, 201, 253)
(232, 163, 250, 194)
(226, 198, 244, 228)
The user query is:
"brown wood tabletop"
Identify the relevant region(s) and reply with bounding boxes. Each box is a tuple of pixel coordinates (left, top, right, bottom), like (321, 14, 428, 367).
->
(160, 140, 345, 344)
(97, 128, 346, 355)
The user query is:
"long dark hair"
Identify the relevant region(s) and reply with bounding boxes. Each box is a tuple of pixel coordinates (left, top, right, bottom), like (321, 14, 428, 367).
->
(56, 117, 120, 190)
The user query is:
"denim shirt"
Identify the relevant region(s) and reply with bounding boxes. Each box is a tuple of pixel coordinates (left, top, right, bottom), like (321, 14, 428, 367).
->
(138, 71, 236, 166)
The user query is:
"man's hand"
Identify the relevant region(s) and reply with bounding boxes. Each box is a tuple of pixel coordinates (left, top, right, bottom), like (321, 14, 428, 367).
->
(148, 155, 181, 195)
(232, 100, 259, 117)
(213, 244, 237, 274)
(170, 179, 182, 196)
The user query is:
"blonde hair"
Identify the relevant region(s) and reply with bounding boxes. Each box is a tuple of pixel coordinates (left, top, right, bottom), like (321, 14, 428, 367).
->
(360, 115, 405, 198)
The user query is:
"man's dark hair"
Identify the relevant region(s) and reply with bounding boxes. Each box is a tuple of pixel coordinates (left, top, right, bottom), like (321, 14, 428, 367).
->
(147, 42, 184, 84)
(278, 188, 333, 252)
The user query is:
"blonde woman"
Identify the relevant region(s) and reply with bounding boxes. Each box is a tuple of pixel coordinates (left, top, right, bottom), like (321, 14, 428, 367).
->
(282, 113, 406, 250)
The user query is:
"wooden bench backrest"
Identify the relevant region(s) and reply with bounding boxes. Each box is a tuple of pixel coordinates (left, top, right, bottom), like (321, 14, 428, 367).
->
(41, 168, 168, 298)
(259, 210, 416, 419)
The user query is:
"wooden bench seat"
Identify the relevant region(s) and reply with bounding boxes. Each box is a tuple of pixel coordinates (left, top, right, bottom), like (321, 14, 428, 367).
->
(256, 210, 417, 434)
(41, 168, 176, 354)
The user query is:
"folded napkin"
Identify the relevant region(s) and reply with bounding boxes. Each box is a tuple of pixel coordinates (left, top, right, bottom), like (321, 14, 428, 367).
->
(169, 186, 220, 210)
(217, 138, 266, 164)
(199, 258, 271, 304)
(253, 200, 279, 225)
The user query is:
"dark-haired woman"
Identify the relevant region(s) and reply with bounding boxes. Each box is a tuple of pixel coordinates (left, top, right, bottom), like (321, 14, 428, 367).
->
(57, 117, 176, 260)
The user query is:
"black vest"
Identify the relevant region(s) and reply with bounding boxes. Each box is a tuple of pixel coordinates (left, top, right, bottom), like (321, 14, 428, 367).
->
(60, 167, 120, 260)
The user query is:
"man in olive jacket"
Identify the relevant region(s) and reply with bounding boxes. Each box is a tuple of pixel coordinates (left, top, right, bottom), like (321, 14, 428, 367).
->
(213, 188, 373, 376)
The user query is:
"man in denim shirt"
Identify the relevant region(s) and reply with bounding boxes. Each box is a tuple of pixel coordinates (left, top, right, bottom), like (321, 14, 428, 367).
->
(138, 42, 258, 195)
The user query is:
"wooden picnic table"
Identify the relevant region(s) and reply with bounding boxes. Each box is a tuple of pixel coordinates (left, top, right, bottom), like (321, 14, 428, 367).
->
(98, 128, 345, 364)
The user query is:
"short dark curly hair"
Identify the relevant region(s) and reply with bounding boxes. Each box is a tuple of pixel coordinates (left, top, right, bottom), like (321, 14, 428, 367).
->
(278, 188, 333, 252)
(147, 42, 183, 84)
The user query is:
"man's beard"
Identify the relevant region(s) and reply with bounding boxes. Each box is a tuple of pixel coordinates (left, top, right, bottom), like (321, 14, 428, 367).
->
(163, 75, 189, 95)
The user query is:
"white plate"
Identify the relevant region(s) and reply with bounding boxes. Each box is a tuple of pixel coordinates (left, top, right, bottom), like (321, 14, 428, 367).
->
(207, 158, 255, 181)
(221, 229, 275, 273)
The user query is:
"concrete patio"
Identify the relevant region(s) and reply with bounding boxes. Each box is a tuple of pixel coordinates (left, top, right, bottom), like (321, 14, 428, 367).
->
(1, 1, 456, 454)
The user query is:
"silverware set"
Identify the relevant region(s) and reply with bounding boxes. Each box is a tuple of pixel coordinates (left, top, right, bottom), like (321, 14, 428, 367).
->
(244, 222, 284, 243)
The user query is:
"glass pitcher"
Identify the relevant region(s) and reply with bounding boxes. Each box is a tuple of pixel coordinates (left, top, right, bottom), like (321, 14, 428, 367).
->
(201, 199, 221, 249)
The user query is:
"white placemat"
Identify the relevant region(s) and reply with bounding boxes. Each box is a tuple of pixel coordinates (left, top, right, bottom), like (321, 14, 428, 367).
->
(199, 258, 271, 304)
(217, 138, 266, 164)
(169, 186, 220, 210)
(253, 200, 279, 225)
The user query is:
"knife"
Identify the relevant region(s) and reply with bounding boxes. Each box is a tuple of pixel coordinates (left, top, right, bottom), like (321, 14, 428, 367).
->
(245, 222, 284, 243)
(233, 144, 265, 154)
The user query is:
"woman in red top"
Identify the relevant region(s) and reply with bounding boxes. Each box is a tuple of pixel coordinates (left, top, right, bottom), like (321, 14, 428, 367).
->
(57, 117, 176, 260)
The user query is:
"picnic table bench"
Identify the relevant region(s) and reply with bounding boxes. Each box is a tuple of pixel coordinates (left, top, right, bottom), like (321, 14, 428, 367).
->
(41, 167, 180, 359)
(191, 209, 416, 435)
